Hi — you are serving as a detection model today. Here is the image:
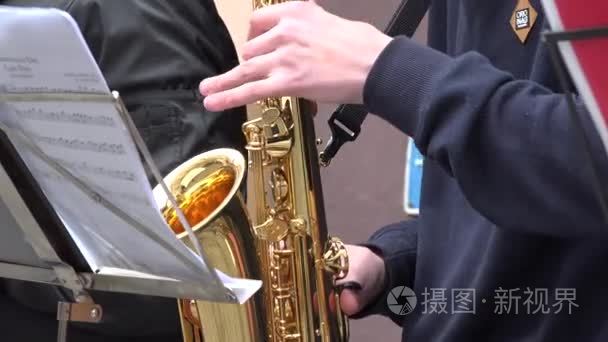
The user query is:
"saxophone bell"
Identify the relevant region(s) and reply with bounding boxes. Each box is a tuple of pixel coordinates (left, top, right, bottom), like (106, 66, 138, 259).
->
(153, 148, 266, 342)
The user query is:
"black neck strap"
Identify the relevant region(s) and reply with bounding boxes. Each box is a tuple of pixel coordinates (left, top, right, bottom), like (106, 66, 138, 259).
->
(319, 0, 431, 166)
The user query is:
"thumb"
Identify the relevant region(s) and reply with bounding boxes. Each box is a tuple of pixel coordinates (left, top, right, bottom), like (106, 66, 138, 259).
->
(335, 245, 386, 316)
(339, 287, 366, 315)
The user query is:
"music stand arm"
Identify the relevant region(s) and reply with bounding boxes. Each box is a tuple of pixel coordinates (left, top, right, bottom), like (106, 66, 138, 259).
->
(542, 26, 608, 228)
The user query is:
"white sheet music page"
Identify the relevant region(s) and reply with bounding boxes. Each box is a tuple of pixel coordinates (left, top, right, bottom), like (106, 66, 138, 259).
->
(0, 6, 260, 302)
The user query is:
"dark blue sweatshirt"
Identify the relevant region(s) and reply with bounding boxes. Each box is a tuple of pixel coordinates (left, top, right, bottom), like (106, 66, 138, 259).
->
(358, 1, 608, 341)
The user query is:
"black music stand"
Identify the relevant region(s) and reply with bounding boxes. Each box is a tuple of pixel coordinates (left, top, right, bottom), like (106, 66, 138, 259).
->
(0, 6, 259, 342)
(543, 26, 608, 225)
(0, 91, 243, 342)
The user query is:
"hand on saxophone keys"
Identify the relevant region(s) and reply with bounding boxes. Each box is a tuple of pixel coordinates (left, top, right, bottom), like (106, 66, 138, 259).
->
(313, 243, 386, 316)
(330, 245, 387, 316)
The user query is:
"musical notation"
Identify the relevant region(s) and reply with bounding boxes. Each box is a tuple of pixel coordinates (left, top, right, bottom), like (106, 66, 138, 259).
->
(32, 165, 151, 206)
(96, 188, 152, 207)
(0, 84, 105, 94)
(52, 157, 136, 182)
(15, 106, 116, 127)
(29, 133, 126, 155)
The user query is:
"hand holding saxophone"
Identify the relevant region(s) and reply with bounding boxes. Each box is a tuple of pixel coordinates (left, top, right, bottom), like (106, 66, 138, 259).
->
(337, 245, 387, 316)
(199, 1, 391, 111)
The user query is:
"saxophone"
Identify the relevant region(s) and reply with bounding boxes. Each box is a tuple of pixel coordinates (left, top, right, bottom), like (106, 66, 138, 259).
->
(153, 0, 350, 340)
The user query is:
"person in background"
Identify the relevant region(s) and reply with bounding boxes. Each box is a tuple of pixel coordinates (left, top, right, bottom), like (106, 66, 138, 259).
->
(0, 1, 246, 341)
(200, 1, 608, 341)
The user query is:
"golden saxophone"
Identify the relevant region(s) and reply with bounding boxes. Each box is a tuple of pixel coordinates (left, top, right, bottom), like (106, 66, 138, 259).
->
(152, 0, 350, 341)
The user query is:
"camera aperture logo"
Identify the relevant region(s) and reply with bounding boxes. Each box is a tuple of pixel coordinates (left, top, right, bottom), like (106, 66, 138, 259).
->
(387, 286, 417, 315)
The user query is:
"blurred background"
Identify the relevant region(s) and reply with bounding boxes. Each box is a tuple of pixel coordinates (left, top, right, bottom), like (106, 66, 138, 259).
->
(214, 0, 428, 340)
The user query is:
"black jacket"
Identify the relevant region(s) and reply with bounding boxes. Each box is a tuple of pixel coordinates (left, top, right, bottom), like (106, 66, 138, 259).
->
(0, 1, 246, 340)
(359, 1, 608, 341)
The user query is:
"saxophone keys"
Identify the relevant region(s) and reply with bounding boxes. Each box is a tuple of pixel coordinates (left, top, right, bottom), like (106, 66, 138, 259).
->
(323, 237, 350, 280)
(265, 138, 292, 158)
(270, 168, 289, 203)
(289, 217, 307, 235)
(254, 217, 290, 241)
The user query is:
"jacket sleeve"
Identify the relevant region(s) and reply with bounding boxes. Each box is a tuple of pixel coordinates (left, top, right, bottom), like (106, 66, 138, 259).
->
(350, 219, 418, 326)
(363, 36, 608, 238)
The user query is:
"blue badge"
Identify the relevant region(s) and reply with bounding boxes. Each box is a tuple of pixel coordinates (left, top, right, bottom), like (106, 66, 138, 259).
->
(404, 138, 423, 216)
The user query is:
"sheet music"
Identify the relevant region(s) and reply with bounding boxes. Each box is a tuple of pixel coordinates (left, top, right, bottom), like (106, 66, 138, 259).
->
(0, 6, 260, 302)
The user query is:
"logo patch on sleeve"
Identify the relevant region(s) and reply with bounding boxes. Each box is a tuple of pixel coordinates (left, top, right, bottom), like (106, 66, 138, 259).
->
(511, 0, 538, 43)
